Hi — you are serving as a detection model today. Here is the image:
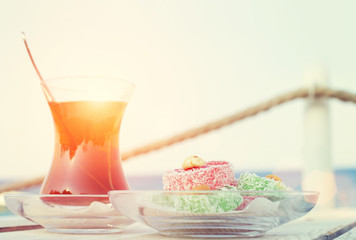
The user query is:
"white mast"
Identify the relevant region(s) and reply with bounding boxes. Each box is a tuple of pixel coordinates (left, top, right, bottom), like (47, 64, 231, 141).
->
(302, 66, 336, 208)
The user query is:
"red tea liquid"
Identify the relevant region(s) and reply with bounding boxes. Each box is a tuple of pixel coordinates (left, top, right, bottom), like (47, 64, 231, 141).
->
(40, 101, 130, 195)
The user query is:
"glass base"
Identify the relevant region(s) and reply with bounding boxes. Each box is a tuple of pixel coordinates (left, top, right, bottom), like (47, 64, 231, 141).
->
(161, 233, 264, 239)
(47, 228, 123, 234)
(152, 221, 272, 238)
(4, 194, 135, 235)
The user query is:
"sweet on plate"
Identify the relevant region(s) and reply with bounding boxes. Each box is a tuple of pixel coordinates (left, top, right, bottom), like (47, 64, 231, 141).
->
(161, 155, 292, 213)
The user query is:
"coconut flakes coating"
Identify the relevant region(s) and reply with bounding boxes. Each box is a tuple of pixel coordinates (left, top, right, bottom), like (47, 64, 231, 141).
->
(236, 172, 292, 191)
(151, 191, 243, 213)
(163, 161, 237, 191)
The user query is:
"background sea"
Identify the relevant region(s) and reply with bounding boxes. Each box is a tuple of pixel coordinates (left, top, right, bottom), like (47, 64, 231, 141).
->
(1, 168, 356, 216)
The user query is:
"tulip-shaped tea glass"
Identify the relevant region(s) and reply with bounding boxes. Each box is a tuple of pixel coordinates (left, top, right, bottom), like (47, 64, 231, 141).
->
(40, 77, 134, 195)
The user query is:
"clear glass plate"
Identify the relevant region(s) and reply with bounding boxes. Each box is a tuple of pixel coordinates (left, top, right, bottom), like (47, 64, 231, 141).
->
(109, 190, 319, 238)
(4, 193, 134, 234)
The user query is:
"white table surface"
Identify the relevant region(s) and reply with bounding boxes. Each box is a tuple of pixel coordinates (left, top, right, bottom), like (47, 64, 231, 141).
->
(1, 209, 356, 240)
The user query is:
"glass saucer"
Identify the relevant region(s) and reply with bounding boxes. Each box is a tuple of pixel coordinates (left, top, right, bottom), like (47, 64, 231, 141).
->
(4, 193, 134, 234)
(109, 190, 319, 238)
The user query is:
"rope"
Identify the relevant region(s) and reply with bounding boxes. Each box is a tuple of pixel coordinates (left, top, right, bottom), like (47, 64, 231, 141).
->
(1, 86, 356, 193)
(0, 176, 45, 194)
(122, 87, 356, 159)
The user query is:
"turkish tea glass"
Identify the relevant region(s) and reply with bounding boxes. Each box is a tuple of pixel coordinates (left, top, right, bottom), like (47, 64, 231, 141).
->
(40, 77, 135, 195)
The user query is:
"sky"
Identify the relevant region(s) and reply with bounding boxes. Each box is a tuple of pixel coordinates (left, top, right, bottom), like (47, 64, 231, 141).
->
(1, 0, 356, 180)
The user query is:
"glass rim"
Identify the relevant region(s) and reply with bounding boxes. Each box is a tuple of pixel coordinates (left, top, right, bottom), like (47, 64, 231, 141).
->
(4, 193, 110, 198)
(41, 75, 135, 88)
(4, 190, 320, 197)
(108, 190, 320, 195)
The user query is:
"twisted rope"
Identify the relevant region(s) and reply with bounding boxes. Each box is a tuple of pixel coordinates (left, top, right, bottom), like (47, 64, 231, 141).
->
(121, 87, 356, 159)
(1, 86, 356, 193)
